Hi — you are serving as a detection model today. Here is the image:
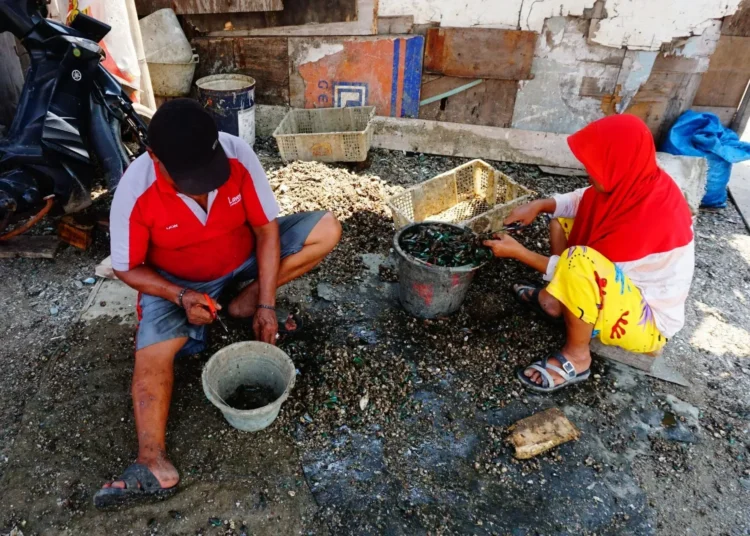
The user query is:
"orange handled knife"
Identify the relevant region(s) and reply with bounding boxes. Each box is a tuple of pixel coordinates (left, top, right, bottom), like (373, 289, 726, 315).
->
(203, 293, 229, 333)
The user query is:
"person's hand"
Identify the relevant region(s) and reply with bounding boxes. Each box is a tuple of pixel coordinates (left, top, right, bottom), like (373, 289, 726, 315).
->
(181, 290, 219, 326)
(504, 201, 540, 226)
(253, 307, 278, 345)
(483, 233, 523, 259)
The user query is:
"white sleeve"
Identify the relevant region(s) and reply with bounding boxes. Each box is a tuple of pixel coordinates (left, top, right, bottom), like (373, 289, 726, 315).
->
(552, 187, 589, 218)
(544, 255, 560, 282)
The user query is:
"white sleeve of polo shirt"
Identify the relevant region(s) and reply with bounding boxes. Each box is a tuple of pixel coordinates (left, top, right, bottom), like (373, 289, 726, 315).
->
(220, 133, 280, 224)
(109, 155, 154, 271)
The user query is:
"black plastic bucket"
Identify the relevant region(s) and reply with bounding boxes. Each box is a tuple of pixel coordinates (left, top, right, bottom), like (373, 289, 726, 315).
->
(393, 222, 487, 319)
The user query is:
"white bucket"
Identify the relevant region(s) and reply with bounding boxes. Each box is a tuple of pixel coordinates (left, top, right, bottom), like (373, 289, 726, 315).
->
(148, 54, 199, 97)
(202, 342, 296, 432)
(139, 8, 193, 64)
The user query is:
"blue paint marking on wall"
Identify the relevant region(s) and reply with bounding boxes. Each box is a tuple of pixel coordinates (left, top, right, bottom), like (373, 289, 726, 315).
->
(390, 39, 401, 117)
(333, 82, 369, 107)
(401, 36, 424, 118)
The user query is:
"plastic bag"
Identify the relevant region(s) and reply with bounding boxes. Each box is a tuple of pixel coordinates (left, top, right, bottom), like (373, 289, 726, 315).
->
(55, 0, 141, 95)
(661, 110, 750, 208)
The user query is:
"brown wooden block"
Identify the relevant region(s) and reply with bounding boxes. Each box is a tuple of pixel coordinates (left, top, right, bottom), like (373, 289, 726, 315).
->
(174, 0, 283, 14)
(192, 37, 290, 105)
(419, 77, 518, 128)
(0, 235, 59, 259)
(189, 0, 370, 37)
(507, 408, 581, 460)
(57, 215, 93, 251)
(424, 28, 537, 80)
(694, 35, 750, 108)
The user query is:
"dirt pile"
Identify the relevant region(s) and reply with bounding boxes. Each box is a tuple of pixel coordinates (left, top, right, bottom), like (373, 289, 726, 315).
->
(268, 161, 404, 283)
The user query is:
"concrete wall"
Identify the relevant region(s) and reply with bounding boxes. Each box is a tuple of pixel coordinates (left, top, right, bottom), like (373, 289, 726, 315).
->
(379, 0, 740, 50)
(378, 0, 743, 136)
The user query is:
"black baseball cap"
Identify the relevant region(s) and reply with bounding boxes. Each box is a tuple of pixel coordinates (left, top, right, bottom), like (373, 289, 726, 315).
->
(147, 98, 230, 195)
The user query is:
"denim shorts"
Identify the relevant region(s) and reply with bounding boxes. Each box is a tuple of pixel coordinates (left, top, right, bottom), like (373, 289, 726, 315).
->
(135, 211, 326, 355)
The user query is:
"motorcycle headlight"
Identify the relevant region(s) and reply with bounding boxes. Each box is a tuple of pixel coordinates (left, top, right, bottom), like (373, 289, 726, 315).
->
(62, 35, 103, 55)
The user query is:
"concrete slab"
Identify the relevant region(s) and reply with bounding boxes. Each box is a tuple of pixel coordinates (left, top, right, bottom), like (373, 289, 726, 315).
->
(79, 279, 138, 325)
(729, 160, 750, 231)
(656, 152, 708, 215)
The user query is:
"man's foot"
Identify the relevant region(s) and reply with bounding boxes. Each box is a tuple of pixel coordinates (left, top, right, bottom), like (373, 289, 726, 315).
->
(101, 455, 179, 491)
(94, 458, 179, 509)
(517, 350, 592, 393)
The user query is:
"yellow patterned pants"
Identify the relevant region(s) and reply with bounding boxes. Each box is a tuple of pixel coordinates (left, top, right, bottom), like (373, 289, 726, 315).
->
(546, 218, 666, 354)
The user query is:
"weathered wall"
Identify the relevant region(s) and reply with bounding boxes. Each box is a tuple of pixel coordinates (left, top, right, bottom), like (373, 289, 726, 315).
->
(379, 0, 740, 51)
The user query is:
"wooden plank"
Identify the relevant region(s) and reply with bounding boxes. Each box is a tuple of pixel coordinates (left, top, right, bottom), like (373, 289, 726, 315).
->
(0, 236, 59, 259)
(418, 77, 517, 128)
(184, 0, 357, 33)
(204, 0, 376, 37)
(135, 0, 172, 17)
(423, 28, 537, 80)
(722, 0, 750, 37)
(691, 106, 736, 126)
(507, 409, 580, 460)
(289, 35, 424, 118)
(371, 116, 583, 169)
(192, 37, 290, 105)
(378, 15, 414, 35)
(694, 35, 750, 108)
(590, 339, 656, 372)
(174, 0, 283, 14)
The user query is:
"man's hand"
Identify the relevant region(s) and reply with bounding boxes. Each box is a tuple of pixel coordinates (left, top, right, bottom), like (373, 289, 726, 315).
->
(483, 233, 524, 259)
(181, 290, 219, 326)
(504, 201, 542, 227)
(253, 307, 278, 345)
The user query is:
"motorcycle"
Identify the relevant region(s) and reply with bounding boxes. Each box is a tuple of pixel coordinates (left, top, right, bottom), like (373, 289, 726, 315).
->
(0, 0, 151, 238)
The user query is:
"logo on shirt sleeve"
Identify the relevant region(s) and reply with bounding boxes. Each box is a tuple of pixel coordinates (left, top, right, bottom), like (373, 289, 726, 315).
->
(228, 193, 242, 207)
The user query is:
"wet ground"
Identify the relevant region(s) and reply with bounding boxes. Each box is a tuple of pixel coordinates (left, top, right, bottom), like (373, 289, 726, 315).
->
(1, 142, 749, 535)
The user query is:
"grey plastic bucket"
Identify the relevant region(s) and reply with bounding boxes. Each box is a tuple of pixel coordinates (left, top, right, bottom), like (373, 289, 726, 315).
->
(196, 74, 256, 146)
(202, 341, 295, 432)
(393, 222, 487, 319)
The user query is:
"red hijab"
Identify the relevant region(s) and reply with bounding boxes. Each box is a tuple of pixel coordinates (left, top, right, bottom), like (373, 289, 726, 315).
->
(566, 114, 693, 263)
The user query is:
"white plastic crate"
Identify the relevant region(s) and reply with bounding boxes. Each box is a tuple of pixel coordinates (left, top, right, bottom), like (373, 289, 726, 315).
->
(272, 106, 375, 163)
(386, 160, 534, 234)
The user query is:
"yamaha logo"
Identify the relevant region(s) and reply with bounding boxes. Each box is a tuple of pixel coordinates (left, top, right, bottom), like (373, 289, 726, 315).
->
(72, 70, 82, 82)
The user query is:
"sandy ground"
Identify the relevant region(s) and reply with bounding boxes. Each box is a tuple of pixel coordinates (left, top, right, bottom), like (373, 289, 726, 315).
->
(1, 142, 749, 536)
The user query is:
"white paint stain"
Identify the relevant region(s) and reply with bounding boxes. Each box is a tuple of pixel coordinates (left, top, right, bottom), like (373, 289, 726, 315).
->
(519, 0, 595, 33)
(300, 43, 345, 65)
(590, 0, 741, 50)
(378, 0, 741, 53)
(378, 0, 522, 28)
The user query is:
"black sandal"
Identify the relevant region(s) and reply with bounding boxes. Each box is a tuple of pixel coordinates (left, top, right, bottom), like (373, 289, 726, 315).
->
(93, 463, 177, 509)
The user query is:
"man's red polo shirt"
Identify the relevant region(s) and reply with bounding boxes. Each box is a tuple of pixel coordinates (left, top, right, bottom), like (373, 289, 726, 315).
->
(110, 133, 280, 282)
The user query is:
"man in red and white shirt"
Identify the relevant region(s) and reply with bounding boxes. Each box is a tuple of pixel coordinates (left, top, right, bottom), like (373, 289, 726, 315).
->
(94, 99, 341, 508)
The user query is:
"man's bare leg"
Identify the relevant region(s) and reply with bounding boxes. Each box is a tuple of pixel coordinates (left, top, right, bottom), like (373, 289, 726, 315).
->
(524, 303, 593, 386)
(101, 337, 186, 490)
(228, 212, 342, 318)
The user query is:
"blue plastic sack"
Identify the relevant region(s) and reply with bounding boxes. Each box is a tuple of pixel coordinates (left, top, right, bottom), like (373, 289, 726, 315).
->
(661, 110, 750, 208)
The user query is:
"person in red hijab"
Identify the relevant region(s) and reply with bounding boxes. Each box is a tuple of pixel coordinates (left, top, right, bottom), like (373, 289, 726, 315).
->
(484, 114, 695, 393)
